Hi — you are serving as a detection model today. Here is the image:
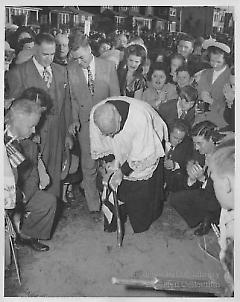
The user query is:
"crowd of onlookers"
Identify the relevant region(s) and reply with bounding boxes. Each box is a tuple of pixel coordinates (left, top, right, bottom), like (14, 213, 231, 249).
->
(4, 24, 234, 296)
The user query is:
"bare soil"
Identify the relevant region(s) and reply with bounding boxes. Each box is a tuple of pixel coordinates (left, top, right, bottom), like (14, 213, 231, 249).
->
(4, 191, 227, 298)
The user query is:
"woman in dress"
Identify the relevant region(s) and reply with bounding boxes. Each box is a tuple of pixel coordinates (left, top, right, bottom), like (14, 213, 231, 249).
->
(117, 44, 147, 99)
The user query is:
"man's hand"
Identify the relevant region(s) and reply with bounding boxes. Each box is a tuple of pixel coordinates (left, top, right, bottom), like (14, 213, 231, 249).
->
(68, 121, 80, 136)
(65, 135, 74, 150)
(187, 162, 205, 182)
(109, 168, 123, 191)
(164, 158, 175, 170)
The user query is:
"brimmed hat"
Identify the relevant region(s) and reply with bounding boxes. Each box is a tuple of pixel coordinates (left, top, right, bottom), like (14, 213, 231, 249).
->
(203, 39, 230, 54)
(61, 148, 79, 180)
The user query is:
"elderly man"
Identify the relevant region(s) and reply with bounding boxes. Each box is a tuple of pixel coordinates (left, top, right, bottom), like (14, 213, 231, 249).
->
(90, 96, 168, 233)
(67, 32, 120, 214)
(54, 33, 69, 66)
(7, 33, 72, 199)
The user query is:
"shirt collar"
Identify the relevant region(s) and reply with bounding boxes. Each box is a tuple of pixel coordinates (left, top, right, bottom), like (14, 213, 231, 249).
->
(33, 56, 52, 74)
(213, 65, 226, 75)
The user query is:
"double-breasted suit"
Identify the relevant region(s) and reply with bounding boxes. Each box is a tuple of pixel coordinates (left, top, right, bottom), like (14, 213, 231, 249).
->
(7, 58, 71, 198)
(67, 57, 120, 211)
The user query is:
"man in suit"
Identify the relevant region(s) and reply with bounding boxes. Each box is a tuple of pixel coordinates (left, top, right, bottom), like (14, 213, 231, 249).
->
(158, 85, 197, 130)
(164, 119, 194, 192)
(7, 33, 72, 199)
(5, 98, 56, 252)
(67, 33, 120, 213)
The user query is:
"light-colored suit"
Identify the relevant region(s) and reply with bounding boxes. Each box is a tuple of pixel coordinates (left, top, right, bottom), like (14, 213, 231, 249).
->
(7, 58, 71, 198)
(67, 57, 120, 211)
(196, 66, 231, 127)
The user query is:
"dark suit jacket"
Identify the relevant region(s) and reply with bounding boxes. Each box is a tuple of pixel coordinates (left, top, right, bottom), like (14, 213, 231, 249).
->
(158, 99, 195, 129)
(165, 136, 194, 192)
(7, 58, 71, 197)
(18, 139, 39, 202)
(67, 57, 120, 124)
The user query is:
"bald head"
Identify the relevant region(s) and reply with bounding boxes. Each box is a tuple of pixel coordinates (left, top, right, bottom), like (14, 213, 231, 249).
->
(94, 103, 121, 137)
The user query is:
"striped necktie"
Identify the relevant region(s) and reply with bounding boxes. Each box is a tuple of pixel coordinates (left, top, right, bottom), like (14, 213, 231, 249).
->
(42, 67, 52, 88)
(87, 66, 94, 95)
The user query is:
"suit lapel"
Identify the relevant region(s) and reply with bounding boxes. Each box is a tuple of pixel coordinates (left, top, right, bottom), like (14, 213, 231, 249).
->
(28, 59, 47, 90)
(51, 64, 63, 112)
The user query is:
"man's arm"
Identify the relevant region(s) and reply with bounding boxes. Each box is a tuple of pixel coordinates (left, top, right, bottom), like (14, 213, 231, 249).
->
(7, 67, 24, 99)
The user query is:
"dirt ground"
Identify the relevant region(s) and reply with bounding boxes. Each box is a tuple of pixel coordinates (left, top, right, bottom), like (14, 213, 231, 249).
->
(4, 190, 227, 298)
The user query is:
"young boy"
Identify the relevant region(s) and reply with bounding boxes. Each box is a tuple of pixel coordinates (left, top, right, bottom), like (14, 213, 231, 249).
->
(208, 136, 234, 296)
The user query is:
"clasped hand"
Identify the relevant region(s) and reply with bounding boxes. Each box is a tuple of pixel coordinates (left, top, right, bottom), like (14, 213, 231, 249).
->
(187, 161, 205, 182)
(164, 158, 175, 170)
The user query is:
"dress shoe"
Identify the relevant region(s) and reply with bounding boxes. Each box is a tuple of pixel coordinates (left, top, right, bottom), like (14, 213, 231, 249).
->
(194, 218, 211, 236)
(16, 237, 49, 252)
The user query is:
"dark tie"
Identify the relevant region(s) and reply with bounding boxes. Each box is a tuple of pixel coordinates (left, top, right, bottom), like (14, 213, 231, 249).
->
(167, 145, 174, 159)
(87, 66, 94, 95)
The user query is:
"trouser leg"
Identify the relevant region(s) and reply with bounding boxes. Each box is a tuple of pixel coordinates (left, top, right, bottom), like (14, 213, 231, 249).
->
(21, 190, 57, 240)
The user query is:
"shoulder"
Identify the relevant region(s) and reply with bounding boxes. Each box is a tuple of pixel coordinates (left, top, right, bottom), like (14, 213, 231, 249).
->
(166, 82, 177, 90)
(52, 62, 66, 72)
(95, 57, 115, 69)
(160, 99, 177, 109)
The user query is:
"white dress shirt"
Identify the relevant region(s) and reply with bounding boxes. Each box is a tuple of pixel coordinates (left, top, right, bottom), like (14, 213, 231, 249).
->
(212, 65, 226, 84)
(33, 56, 52, 79)
(82, 55, 95, 82)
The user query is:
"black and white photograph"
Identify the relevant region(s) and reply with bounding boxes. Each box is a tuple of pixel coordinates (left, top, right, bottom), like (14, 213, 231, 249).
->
(3, 2, 236, 299)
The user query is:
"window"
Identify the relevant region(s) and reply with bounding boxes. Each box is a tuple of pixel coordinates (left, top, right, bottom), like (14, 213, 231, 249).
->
(60, 13, 70, 24)
(169, 8, 176, 17)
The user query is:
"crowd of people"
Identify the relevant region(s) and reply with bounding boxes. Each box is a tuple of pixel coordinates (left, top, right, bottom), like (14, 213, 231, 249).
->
(4, 24, 235, 296)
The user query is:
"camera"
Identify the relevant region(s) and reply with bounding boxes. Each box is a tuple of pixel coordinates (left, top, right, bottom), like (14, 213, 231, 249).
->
(197, 100, 210, 113)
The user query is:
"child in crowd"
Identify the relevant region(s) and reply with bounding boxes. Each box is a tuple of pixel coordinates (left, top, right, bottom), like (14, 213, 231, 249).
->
(168, 53, 185, 84)
(158, 85, 198, 129)
(142, 62, 178, 109)
(176, 64, 194, 89)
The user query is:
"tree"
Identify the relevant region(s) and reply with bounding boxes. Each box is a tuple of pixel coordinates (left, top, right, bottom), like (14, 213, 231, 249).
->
(12, 14, 26, 26)
(93, 9, 116, 34)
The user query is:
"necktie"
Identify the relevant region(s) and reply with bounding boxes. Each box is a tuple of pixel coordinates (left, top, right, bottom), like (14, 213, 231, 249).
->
(180, 110, 186, 119)
(42, 67, 52, 88)
(167, 145, 174, 159)
(87, 66, 94, 95)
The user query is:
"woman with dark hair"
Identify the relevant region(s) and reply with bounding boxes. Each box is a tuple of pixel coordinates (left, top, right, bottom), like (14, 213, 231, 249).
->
(196, 42, 232, 128)
(142, 62, 178, 109)
(169, 121, 225, 236)
(117, 44, 147, 99)
(12, 26, 36, 55)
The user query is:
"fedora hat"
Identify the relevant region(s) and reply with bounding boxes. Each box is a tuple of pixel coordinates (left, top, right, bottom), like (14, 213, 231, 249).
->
(61, 147, 79, 180)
